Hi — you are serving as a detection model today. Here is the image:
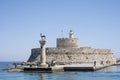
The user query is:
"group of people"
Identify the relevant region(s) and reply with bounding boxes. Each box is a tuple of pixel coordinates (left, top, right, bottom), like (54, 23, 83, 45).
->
(94, 60, 110, 66)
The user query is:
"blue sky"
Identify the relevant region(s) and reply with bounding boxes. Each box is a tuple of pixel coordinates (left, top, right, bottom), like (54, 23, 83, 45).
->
(0, 0, 120, 61)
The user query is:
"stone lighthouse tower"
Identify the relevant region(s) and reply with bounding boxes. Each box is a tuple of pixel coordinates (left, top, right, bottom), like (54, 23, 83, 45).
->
(69, 30, 74, 38)
(39, 34, 48, 67)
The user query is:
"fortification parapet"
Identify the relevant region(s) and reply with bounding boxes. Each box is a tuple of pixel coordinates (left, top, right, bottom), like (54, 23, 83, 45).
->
(57, 38, 78, 48)
(56, 30, 79, 48)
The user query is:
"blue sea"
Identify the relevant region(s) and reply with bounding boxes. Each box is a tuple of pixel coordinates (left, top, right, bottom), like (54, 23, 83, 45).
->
(0, 62, 120, 80)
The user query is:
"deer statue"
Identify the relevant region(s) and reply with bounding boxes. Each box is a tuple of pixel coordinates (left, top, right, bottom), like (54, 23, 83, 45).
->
(40, 33, 46, 40)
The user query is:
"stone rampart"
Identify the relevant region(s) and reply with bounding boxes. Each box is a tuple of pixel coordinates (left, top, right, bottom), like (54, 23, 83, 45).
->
(28, 47, 116, 65)
(57, 38, 78, 48)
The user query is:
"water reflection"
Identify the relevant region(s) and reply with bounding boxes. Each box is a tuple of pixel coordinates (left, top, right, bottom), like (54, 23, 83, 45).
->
(40, 73, 46, 80)
(98, 66, 117, 72)
(39, 72, 79, 80)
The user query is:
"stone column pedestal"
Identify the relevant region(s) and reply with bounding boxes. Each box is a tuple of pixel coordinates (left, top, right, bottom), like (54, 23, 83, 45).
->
(39, 40, 48, 67)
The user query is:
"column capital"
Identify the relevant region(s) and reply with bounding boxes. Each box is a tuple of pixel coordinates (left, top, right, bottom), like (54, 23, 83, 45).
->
(39, 40, 46, 45)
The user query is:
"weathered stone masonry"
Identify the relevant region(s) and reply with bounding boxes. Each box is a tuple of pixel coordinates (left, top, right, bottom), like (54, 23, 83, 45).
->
(28, 30, 116, 65)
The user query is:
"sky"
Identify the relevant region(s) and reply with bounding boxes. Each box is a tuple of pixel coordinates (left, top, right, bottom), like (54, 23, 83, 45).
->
(0, 0, 120, 61)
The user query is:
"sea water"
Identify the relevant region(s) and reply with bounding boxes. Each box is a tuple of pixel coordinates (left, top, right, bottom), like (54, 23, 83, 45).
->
(0, 62, 120, 80)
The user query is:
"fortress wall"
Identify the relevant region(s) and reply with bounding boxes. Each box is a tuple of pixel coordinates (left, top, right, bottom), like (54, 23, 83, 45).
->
(47, 47, 113, 54)
(28, 48, 116, 64)
(57, 38, 78, 48)
(27, 48, 40, 62)
(46, 52, 116, 64)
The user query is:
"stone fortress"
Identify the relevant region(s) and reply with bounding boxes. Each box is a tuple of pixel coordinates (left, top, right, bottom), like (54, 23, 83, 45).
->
(28, 30, 116, 65)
